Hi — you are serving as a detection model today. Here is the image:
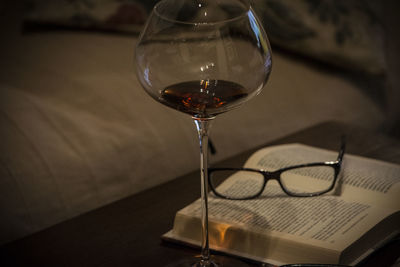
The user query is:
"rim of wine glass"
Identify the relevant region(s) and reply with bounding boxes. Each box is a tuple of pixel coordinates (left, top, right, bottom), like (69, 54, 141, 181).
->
(153, 0, 251, 26)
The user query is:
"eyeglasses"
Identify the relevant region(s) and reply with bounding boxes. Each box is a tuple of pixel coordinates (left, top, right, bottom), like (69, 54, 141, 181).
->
(208, 139, 346, 200)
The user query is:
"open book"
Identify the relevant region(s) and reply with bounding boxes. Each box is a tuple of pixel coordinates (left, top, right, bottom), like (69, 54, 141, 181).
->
(163, 144, 400, 266)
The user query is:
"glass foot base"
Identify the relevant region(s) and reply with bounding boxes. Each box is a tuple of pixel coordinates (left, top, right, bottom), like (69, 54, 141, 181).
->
(165, 255, 253, 267)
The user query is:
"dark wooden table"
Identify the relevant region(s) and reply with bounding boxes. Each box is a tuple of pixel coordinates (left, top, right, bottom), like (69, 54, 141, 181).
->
(1, 121, 400, 267)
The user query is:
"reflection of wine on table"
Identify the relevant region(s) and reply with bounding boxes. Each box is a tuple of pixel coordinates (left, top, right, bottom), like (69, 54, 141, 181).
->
(160, 80, 248, 117)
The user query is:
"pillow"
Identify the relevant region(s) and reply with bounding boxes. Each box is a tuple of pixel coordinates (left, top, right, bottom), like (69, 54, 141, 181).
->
(250, 0, 386, 75)
(25, 0, 386, 75)
(24, 0, 156, 34)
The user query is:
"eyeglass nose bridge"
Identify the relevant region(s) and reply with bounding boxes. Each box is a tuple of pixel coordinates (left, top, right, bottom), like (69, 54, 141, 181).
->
(260, 169, 280, 180)
(258, 169, 286, 192)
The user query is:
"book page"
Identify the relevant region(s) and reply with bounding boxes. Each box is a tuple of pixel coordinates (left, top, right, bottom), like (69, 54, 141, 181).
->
(244, 144, 400, 209)
(169, 144, 400, 265)
(178, 184, 396, 251)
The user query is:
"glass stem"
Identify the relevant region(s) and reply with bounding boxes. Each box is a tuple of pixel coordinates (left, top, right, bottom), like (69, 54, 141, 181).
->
(194, 118, 214, 266)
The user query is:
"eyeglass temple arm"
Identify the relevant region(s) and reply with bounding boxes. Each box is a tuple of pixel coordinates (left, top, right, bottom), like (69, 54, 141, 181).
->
(209, 138, 217, 155)
(337, 135, 346, 162)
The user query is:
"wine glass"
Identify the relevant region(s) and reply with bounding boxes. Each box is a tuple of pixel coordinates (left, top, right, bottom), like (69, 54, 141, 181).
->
(134, 0, 272, 266)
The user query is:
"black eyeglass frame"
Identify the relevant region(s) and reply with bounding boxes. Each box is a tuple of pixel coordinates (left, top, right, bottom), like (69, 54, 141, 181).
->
(208, 139, 346, 200)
